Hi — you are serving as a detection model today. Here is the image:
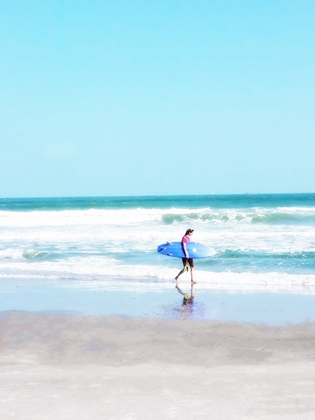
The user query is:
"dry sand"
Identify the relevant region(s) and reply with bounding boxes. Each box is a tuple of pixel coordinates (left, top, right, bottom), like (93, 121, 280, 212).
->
(1, 311, 315, 419)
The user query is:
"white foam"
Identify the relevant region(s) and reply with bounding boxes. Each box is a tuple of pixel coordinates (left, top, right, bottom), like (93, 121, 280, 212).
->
(2, 205, 315, 295)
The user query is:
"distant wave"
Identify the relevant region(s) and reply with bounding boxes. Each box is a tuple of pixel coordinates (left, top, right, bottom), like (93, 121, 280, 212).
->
(162, 212, 201, 224)
(161, 209, 315, 226)
(251, 212, 315, 224)
(162, 211, 235, 224)
(22, 249, 52, 260)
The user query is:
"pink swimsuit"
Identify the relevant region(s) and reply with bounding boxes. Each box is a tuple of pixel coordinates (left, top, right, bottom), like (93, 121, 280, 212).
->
(181, 235, 190, 244)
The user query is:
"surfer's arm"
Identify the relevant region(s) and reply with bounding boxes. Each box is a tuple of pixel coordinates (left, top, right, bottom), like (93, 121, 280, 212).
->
(182, 242, 189, 258)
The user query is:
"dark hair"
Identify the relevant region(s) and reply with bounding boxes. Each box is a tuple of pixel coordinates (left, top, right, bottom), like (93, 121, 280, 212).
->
(183, 297, 189, 305)
(185, 229, 194, 235)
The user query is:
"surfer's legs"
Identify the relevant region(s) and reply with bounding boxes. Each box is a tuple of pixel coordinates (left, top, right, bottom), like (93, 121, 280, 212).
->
(190, 266, 196, 284)
(175, 258, 189, 284)
(175, 269, 186, 284)
(187, 259, 196, 284)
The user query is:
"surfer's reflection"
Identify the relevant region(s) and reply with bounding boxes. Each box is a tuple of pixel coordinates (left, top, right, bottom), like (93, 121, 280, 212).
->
(170, 283, 205, 319)
(176, 283, 195, 307)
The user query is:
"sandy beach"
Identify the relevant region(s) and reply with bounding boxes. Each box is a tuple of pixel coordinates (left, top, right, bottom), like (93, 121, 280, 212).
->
(2, 0, 315, 413)
(1, 311, 315, 419)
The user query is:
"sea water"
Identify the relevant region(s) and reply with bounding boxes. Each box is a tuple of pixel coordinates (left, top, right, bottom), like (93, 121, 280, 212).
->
(1, 193, 315, 295)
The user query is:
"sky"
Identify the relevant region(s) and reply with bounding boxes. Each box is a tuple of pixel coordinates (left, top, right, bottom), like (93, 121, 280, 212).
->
(1, 0, 315, 197)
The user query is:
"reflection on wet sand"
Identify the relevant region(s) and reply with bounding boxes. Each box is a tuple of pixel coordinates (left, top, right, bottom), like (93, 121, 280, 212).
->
(172, 283, 198, 318)
(176, 283, 195, 306)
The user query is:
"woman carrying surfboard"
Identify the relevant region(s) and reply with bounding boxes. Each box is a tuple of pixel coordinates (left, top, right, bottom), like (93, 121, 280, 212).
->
(175, 228, 196, 286)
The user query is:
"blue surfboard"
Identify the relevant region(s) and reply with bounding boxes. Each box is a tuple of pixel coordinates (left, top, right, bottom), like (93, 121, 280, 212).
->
(157, 242, 216, 259)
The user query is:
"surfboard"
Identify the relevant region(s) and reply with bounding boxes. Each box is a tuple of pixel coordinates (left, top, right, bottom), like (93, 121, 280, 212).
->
(157, 242, 216, 259)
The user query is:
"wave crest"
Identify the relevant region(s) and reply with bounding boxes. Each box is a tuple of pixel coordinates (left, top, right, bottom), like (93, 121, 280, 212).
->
(161, 208, 315, 226)
(22, 249, 51, 260)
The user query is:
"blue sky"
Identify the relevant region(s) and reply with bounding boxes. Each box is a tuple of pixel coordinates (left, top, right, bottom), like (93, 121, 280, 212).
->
(1, 1, 315, 197)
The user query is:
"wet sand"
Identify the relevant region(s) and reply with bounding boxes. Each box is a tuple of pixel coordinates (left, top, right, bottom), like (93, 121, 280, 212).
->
(3, 277, 315, 324)
(1, 311, 315, 419)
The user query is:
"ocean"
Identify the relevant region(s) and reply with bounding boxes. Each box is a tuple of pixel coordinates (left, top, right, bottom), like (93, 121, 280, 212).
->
(1, 193, 315, 297)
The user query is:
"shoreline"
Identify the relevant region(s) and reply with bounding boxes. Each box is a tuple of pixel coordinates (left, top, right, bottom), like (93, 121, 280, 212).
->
(2, 277, 315, 325)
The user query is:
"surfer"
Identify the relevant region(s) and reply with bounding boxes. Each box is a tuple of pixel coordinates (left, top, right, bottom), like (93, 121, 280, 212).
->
(175, 228, 196, 285)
